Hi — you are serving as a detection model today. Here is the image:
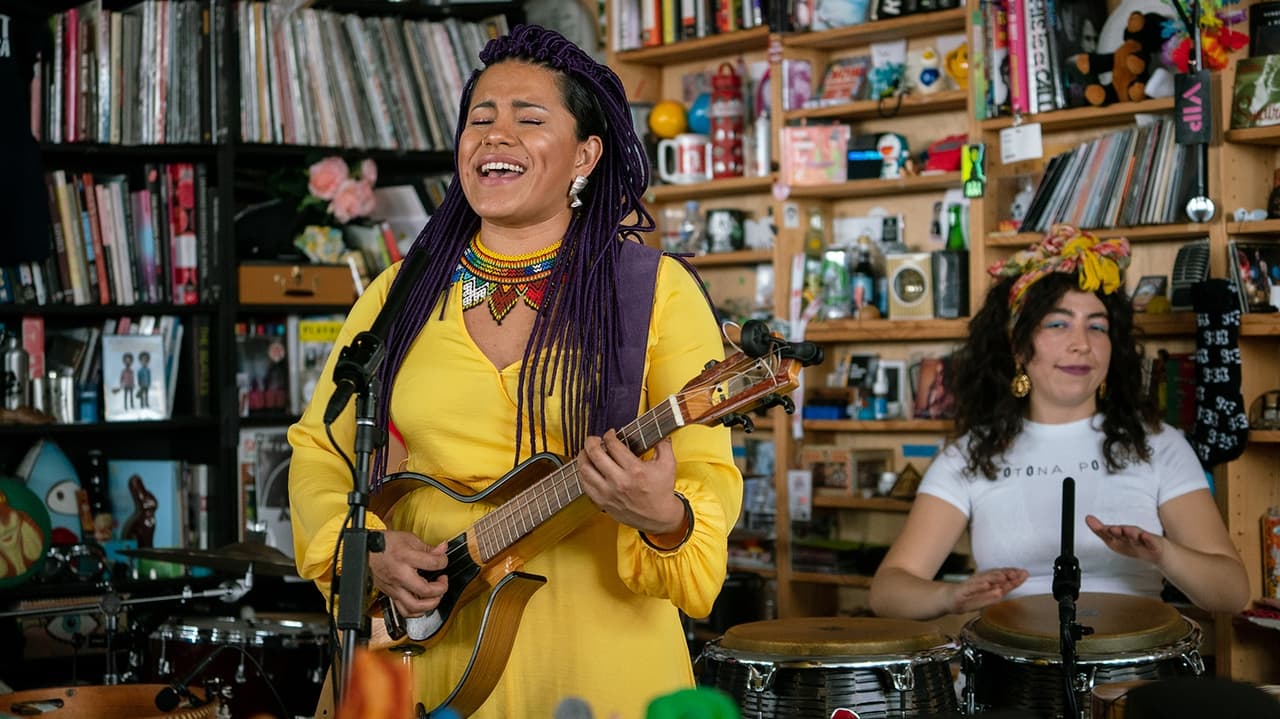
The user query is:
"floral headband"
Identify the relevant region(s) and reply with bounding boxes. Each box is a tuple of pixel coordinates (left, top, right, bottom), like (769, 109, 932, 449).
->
(987, 225, 1131, 323)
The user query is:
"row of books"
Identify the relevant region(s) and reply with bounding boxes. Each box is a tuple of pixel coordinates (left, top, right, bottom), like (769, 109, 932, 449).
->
(237, 3, 508, 150)
(612, 0, 767, 51)
(1016, 116, 1194, 234)
(38, 0, 223, 146)
(235, 313, 346, 418)
(975, 0, 1105, 119)
(0, 163, 215, 308)
(9, 313, 210, 423)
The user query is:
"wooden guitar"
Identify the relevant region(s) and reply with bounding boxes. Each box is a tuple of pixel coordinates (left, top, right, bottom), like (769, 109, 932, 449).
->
(361, 328, 818, 717)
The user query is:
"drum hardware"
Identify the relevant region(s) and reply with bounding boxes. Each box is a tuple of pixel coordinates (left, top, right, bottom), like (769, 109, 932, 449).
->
(698, 616, 960, 718)
(146, 615, 328, 719)
(1052, 477, 1093, 719)
(0, 567, 254, 686)
(121, 542, 297, 579)
(961, 593, 1204, 718)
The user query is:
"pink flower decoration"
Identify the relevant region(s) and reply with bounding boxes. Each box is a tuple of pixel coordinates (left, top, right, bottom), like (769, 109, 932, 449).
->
(359, 158, 378, 187)
(329, 179, 377, 223)
(308, 157, 350, 200)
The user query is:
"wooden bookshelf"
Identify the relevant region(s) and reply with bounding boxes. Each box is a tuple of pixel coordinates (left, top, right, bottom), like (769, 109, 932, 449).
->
(1224, 125, 1280, 146)
(812, 495, 914, 512)
(805, 317, 969, 342)
(615, 26, 770, 65)
(645, 175, 775, 203)
(783, 8, 966, 49)
(785, 90, 968, 123)
(787, 172, 961, 200)
(1227, 220, 1280, 235)
(979, 97, 1175, 133)
(1249, 431, 1280, 443)
(687, 249, 773, 267)
(986, 223, 1212, 248)
(804, 419, 953, 433)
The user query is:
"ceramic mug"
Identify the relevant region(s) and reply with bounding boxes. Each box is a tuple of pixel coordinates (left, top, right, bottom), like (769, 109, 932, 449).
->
(657, 133, 713, 184)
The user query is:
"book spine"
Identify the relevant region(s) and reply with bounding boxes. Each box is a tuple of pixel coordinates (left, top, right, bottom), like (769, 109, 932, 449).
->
(1005, 0, 1029, 115)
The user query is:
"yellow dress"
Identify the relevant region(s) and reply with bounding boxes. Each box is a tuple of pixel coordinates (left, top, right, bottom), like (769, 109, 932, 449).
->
(288, 255, 743, 718)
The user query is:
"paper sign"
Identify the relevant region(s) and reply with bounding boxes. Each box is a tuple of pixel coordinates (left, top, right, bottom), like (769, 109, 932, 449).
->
(999, 123, 1044, 164)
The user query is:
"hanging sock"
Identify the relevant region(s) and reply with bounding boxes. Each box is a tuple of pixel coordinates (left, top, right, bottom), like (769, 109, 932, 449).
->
(1188, 279, 1249, 468)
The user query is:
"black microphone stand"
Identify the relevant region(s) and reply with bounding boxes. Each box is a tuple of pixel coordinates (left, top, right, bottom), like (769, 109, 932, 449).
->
(1052, 476, 1092, 719)
(324, 330, 391, 705)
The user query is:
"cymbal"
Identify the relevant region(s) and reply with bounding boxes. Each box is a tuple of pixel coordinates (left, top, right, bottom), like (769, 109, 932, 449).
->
(122, 542, 298, 577)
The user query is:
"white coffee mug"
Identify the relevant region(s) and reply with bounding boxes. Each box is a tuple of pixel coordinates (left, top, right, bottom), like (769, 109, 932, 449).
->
(657, 133, 713, 184)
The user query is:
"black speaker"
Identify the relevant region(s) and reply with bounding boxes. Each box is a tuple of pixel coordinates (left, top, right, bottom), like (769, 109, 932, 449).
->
(931, 249, 969, 319)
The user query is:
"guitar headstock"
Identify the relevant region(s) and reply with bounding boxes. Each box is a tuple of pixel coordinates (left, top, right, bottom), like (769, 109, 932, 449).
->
(674, 322, 823, 429)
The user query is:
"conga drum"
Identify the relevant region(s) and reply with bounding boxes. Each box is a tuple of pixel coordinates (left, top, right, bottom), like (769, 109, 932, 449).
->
(0, 684, 216, 719)
(697, 616, 960, 718)
(961, 593, 1203, 718)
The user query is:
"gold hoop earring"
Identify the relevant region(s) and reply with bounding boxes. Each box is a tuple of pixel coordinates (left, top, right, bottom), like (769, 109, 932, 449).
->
(568, 175, 589, 208)
(1010, 365, 1031, 398)
(1098, 380, 1107, 400)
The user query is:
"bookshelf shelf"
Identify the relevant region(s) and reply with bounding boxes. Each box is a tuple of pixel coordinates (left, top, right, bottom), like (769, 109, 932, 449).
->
(645, 175, 775, 202)
(804, 419, 953, 433)
(616, 27, 770, 65)
(804, 317, 968, 342)
(40, 142, 218, 160)
(0, 417, 218, 436)
(813, 495, 914, 512)
(787, 172, 961, 200)
(785, 89, 968, 123)
(1242, 314, 1280, 337)
(1224, 125, 1280, 146)
(986, 223, 1212, 248)
(231, 142, 454, 169)
(1250, 431, 1280, 443)
(0, 303, 219, 318)
(727, 564, 777, 578)
(1133, 312, 1195, 336)
(308, 0, 520, 20)
(1227, 220, 1280, 235)
(979, 97, 1175, 133)
(687, 249, 773, 267)
(237, 303, 352, 315)
(788, 571, 873, 587)
(783, 8, 966, 49)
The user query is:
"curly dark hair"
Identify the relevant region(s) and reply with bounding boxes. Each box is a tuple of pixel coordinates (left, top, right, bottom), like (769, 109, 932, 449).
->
(948, 272, 1160, 479)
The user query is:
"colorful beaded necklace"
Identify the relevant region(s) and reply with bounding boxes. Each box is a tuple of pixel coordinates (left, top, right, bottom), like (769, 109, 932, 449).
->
(452, 234, 560, 323)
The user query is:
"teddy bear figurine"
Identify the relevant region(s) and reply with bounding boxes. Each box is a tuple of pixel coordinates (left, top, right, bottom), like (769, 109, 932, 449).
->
(1066, 11, 1166, 107)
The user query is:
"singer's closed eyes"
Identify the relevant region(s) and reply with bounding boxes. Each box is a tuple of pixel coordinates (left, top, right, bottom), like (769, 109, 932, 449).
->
(869, 226, 1249, 621)
(287, 25, 745, 719)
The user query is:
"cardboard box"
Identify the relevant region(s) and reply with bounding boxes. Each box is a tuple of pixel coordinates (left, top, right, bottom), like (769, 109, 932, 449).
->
(238, 263, 357, 306)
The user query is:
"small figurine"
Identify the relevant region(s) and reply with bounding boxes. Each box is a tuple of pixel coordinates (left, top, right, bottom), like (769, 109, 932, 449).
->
(876, 133, 910, 179)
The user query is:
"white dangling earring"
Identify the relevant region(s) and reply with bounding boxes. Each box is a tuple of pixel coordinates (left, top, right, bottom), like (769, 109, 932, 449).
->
(568, 175, 589, 208)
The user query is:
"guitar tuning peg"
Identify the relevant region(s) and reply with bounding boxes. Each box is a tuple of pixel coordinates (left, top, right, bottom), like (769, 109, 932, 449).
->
(704, 359, 719, 370)
(754, 394, 796, 415)
(721, 413, 755, 433)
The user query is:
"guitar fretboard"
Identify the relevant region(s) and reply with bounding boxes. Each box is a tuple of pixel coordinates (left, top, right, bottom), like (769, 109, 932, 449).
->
(470, 396, 684, 562)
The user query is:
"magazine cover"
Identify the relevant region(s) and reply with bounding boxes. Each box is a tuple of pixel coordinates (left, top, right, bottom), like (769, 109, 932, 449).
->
(101, 334, 169, 421)
(250, 427, 294, 557)
(106, 459, 184, 549)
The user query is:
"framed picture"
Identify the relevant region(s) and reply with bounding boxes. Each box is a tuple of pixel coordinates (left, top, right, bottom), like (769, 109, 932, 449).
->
(878, 359, 909, 419)
(101, 334, 169, 421)
(1130, 275, 1168, 312)
(800, 444, 856, 496)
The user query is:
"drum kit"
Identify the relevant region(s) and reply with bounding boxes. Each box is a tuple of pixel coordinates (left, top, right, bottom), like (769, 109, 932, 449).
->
(0, 543, 329, 719)
(697, 592, 1205, 719)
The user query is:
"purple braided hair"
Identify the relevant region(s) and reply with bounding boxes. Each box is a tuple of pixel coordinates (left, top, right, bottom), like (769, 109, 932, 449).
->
(373, 25, 655, 478)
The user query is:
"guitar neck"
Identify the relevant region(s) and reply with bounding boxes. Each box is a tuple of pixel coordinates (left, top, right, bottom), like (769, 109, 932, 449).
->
(470, 396, 684, 562)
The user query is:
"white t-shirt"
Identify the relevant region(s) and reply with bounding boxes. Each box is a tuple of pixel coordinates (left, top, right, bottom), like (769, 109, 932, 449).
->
(918, 415, 1208, 599)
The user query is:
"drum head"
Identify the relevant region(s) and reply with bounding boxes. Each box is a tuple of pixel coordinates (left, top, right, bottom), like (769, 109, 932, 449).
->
(721, 616, 948, 657)
(974, 593, 1188, 655)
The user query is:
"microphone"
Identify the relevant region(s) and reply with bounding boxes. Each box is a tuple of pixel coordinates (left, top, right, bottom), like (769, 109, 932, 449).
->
(1052, 476, 1080, 604)
(323, 245, 433, 425)
(154, 644, 227, 711)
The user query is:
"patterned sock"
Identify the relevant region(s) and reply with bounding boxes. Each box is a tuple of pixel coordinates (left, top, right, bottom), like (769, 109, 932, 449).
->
(1188, 279, 1248, 468)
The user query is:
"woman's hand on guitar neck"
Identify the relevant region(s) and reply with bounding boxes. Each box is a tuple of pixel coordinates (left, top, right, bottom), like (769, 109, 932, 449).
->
(368, 530, 449, 617)
(577, 433, 684, 537)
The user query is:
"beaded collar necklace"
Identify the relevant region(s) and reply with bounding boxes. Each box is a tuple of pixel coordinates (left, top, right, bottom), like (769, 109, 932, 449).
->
(452, 234, 560, 323)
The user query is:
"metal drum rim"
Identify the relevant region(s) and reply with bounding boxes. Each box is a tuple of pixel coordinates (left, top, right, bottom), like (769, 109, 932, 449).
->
(960, 616, 1202, 667)
(700, 637, 961, 670)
